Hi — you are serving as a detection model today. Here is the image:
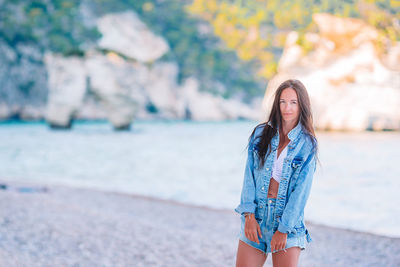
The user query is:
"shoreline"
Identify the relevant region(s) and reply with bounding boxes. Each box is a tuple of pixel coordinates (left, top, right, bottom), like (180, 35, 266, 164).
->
(0, 179, 399, 266)
(2, 178, 398, 239)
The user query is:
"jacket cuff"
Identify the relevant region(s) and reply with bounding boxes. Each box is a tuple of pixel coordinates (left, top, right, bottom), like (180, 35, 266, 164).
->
(277, 223, 295, 234)
(234, 203, 256, 215)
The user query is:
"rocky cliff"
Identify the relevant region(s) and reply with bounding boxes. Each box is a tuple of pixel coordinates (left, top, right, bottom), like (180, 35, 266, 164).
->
(0, 10, 261, 130)
(263, 13, 400, 131)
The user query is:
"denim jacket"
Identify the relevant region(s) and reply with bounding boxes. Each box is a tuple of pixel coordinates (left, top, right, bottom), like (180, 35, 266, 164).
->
(235, 121, 317, 243)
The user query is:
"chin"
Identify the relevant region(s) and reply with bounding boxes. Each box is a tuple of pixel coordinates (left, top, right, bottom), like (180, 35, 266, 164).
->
(283, 118, 295, 123)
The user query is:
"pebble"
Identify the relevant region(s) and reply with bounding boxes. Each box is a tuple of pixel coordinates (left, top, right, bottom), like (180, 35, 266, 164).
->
(0, 181, 399, 267)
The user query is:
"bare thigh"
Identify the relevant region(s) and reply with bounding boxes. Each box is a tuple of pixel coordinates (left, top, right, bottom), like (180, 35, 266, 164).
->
(271, 246, 301, 267)
(236, 240, 267, 267)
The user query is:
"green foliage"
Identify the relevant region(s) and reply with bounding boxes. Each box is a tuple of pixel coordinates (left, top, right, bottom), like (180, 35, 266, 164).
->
(3, 0, 397, 102)
(0, 0, 264, 101)
(0, 1, 101, 54)
(187, 0, 400, 79)
(90, 0, 264, 100)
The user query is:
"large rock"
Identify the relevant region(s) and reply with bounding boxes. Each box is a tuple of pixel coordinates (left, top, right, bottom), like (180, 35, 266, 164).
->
(81, 52, 261, 122)
(10, 10, 261, 126)
(44, 51, 140, 130)
(96, 11, 169, 62)
(84, 51, 140, 130)
(179, 78, 261, 121)
(143, 62, 185, 119)
(45, 50, 183, 129)
(44, 53, 87, 128)
(263, 13, 400, 131)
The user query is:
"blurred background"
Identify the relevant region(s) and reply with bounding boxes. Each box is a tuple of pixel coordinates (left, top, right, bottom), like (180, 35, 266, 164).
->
(1, 0, 399, 240)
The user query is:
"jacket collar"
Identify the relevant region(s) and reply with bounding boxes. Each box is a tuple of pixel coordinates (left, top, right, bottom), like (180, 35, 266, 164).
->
(268, 120, 303, 149)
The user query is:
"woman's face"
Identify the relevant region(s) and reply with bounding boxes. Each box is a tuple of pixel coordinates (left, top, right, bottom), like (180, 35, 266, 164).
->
(279, 87, 300, 124)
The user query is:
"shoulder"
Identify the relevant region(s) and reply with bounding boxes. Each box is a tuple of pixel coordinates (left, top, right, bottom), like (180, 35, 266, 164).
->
(251, 122, 266, 142)
(247, 122, 266, 151)
(296, 132, 317, 172)
(299, 129, 317, 156)
(254, 122, 266, 135)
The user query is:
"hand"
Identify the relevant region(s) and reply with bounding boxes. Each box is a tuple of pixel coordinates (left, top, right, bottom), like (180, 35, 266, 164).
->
(244, 214, 262, 244)
(271, 230, 287, 253)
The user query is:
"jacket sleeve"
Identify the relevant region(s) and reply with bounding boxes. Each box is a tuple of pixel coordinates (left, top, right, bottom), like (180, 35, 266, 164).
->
(234, 133, 257, 215)
(277, 149, 316, 234)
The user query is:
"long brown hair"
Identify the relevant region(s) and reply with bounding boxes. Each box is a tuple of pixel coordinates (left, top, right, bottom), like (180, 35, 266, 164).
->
(248, 79, 318, 169)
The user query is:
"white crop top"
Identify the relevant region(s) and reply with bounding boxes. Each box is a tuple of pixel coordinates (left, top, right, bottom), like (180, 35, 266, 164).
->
(271, 145, 288, 183)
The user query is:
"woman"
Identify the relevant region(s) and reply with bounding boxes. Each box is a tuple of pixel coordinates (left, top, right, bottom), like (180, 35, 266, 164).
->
(235, 79, 318, 267)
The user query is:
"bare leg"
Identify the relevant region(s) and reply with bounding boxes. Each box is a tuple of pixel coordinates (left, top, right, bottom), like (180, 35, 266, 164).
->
(271, 246, 301, 267)
(236, 240, 267, 267)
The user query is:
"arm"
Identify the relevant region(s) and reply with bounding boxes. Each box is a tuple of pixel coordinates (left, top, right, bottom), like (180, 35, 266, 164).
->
(277, 150, 317, 234)
(234, 134, 257, 215)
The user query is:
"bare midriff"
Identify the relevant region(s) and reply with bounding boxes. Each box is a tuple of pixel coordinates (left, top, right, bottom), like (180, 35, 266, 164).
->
(267, 177, 279, 198)
(268, 136, 290, 199)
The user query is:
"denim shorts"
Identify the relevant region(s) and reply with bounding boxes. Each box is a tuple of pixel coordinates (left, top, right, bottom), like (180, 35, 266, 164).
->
(238, 197, 306, 255)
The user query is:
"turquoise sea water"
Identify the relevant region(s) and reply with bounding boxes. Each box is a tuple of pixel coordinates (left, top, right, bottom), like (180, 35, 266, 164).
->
(1, 120, 399, 237)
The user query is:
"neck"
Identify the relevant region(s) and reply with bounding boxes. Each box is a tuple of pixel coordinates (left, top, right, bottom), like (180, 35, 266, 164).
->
(280, 119, 298, 137)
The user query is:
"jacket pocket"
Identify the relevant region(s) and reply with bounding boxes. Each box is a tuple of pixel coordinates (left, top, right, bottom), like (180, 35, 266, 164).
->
(290, 157, 303, 179)
(287, 157, 303, 192)
(291, 157, 303, 169)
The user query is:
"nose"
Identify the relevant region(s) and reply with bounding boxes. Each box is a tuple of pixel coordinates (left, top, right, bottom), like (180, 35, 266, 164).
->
(283, 103, 292, 112)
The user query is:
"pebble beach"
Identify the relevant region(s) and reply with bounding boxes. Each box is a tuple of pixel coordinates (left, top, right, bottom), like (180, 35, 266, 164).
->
(0, 180, 399, 267)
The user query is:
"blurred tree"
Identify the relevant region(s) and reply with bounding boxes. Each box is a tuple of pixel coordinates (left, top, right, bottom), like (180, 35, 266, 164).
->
(0, 0, 264, 102)
(0, 0, 398, 102)
(0, 0, 101, 55)
(187, 0, 400, 79)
